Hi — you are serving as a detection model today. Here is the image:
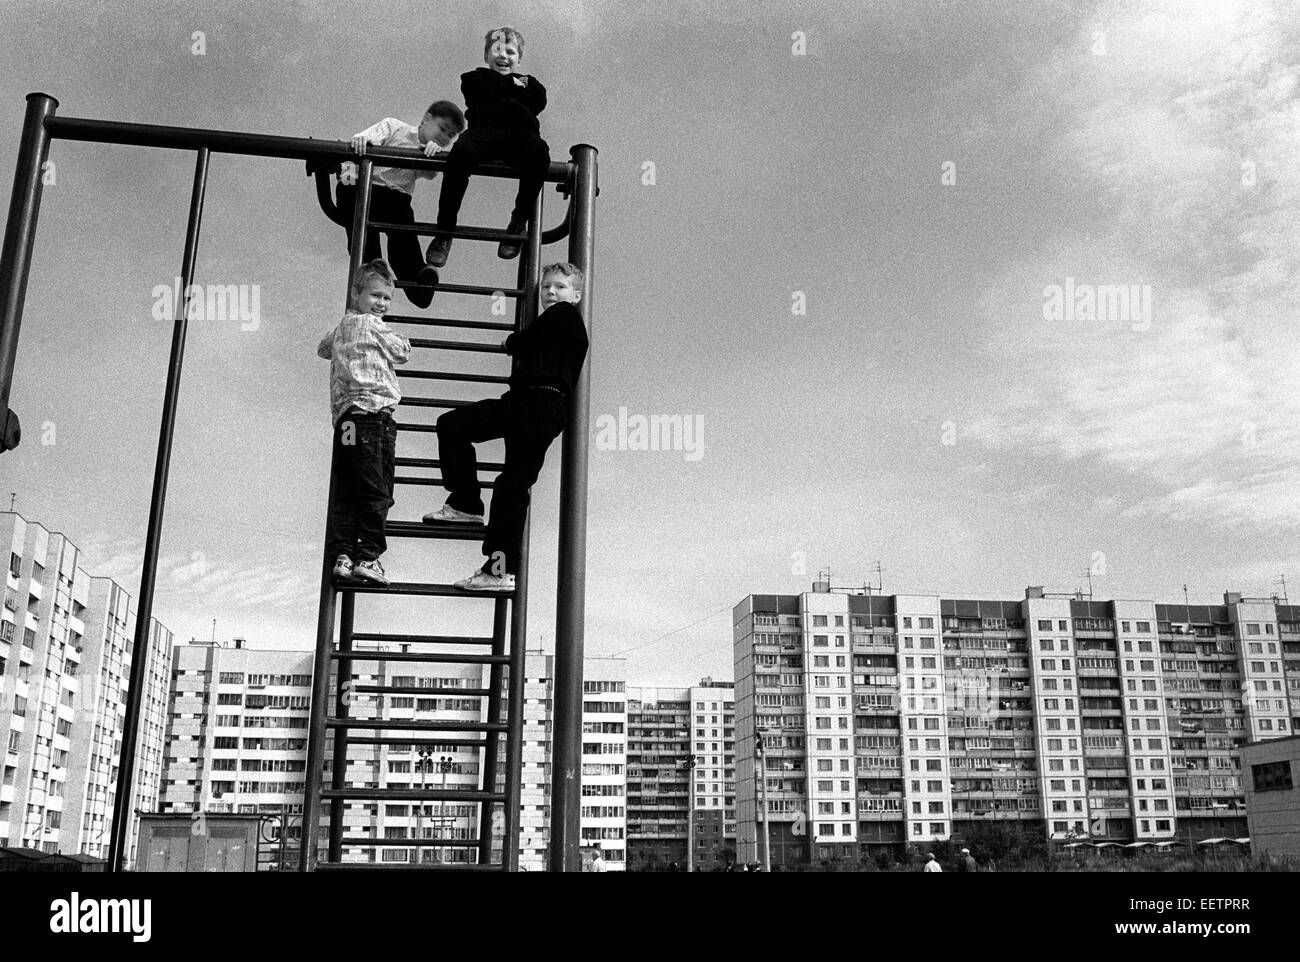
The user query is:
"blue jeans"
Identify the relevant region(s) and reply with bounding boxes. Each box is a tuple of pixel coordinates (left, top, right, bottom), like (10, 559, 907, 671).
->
(325, 407, 396, 562)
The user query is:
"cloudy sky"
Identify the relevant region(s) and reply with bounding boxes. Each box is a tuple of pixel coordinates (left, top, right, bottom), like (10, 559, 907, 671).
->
(1, 0, 1296, 686)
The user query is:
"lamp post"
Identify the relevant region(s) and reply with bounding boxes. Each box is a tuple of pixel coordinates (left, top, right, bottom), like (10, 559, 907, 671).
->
(681, 753, 697, 872)
(756, 730, 771, 872)
(439, 755, 454, 864)
(414, 747, 433, 864)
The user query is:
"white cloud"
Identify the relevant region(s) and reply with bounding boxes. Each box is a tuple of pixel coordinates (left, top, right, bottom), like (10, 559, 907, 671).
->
(968, 0, 1300, 529)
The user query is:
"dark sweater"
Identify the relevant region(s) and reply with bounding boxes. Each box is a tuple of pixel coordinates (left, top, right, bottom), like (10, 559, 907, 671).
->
(461, 67, 547, 134)
(505, 302, 588, 396)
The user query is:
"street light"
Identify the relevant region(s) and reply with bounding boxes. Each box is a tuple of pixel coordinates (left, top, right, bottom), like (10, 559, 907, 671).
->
(414, 747, 434, 864)
(439, 755, 454, 865)
(680, 753, 697, 872)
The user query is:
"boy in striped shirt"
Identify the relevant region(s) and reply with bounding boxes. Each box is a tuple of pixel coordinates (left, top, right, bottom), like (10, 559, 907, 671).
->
(318, 260, 410, 586)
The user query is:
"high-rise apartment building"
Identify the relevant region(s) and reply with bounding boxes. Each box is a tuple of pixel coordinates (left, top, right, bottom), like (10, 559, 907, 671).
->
(734, 582, 1299, 867)
(0, 512, 173, 866)
(626, 679, 734, 871)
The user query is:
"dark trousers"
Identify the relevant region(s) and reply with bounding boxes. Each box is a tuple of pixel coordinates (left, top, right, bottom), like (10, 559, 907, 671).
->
(436, 388, 567, 574)
(335, 184, 428, 283)
(325, 407, 397, 562)
(436, 129, 550, 229)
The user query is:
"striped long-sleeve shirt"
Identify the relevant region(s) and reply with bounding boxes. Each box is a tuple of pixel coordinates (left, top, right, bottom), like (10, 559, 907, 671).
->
(317, 312, 411, 424)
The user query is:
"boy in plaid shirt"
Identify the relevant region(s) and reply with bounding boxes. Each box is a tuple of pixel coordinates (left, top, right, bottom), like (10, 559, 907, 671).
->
(318, 259, 410, 586)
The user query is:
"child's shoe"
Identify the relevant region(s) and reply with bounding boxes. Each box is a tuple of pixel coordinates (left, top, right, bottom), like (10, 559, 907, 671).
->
(352, 558, 390, 586)
(423, 504, 485, 524)
(427, 237, 452, 268)
(497, 216, 529, 259)
(454, 568, 516, 592)
(331, 555, 354, 580)
(406, 266, 438, 309)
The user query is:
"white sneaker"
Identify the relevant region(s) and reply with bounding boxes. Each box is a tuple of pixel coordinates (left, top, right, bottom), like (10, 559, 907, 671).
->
(352, 558, 390, 586)
(454, 569, 516, 592)
(332, 555, 354, 580)
(423, 504, 485, 524)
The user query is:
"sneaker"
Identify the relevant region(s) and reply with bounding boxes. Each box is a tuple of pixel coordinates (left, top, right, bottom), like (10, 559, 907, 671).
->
(406, 265, 438, 309)
(352, 558, 390, 586)
(426, 236, 452, 268)
(454, 569, 516, 592)
(423, 504, 485, 524)
(497, 217, 528, 259)
(331, 555, 354, 580)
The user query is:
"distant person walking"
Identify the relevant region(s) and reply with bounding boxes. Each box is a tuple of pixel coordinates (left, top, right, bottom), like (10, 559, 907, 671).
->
(959, 847, 978, 873)
(923, 852, 942, 873)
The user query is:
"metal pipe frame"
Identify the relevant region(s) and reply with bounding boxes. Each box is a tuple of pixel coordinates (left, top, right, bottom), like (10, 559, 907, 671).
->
(477, 597, 508, 865)
(327, 591, 356, 861)
(548, 144, 597, 873)
(300, 158, 375, 870)
(0, 93, 59, 453)
(107, 147, 211, 872)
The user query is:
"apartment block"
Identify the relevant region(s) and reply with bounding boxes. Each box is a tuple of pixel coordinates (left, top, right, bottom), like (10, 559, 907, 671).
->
(734, 582, 1298, 867)
(0, 512, 172, 866)
(626, 678, 734, 871)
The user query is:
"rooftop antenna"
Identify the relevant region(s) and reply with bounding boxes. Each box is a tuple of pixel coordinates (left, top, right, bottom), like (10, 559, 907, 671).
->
(1082, 569, 1094, 602)
(7, 493, 14, 512)
(1182, 584, 1190, 606)
(211, 618, 216, 646)
(869, 560, 884, 597)
(1274, 575, 1288, 604)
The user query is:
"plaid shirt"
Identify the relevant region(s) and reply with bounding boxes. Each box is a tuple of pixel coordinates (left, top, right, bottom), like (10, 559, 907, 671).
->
(317, 312, 411, 424)
(344, 117, 443, 195)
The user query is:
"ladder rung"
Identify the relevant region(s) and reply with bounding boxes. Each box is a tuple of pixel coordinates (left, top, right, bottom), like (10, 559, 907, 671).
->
(398, 371, 509, 384)
(384, 520, 487, 541)
(320, 787, 505, 802)
(350, 685, 492, 696)
(385, 315, 515, 332)
(395, 457, 506, 472)
(325, 718, 508, 732)
(340, 581, 514, 598)
(395, 279, 524, 298)
(342, 736, 492, 748)
(394, 476, 495, 488)
(316, 861, 504, 872)
(330, 649, 510, 664)
(350, 631, 495, 646)
(399, 397, 473, 408)
(340, 837, 485, 847)
(365, 221, 527, 243)
(395, 422, 439, 433)
(407, 338, 508, 354)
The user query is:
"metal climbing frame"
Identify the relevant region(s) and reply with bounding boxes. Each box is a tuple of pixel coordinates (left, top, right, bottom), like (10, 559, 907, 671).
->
(0, 92, 596, 872)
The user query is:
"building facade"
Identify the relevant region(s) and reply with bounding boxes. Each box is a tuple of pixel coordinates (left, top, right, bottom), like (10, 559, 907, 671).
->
(1240, 734, 1300, 862)
(734, 583, 1299, 868)
(0, 512, 173, 866)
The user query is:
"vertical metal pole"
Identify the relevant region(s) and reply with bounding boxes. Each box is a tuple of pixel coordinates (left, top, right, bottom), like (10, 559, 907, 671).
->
(107, 148, 209, 872)
(327, 591, 354, 861)
(477, 597, 507, 864)
(549, 144, 597, 872)
(0, 92, 58, 454)
(301, 159, 373, 870)
(686, 754, 695, 872)
(759, 745, 772, 871)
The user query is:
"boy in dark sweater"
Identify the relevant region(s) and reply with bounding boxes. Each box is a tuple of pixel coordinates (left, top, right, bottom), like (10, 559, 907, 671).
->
(424, 27, 550, 268)
(425, 263, 588, 590)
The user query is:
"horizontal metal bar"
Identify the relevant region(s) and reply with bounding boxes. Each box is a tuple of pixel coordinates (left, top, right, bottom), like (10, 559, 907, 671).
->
(407, 339, 507, 354)
(393, 476, 495, 489)
(330, 648, 509, 664)
(384, 520, 487, 541)
(340, 837, 486, 848)
(399, 396, 473, 408)
(367, 221, 525, 242)
(336, 580, 512, 599)
(315, 861, 503, 872)
(326, 718, 508, 732)
(399, 370, 508, 383)
(394, 279, 523, 297)
(394, 422, 439, 433)
(342, 736, 492, 748)
(350, 684, 492, 696)
(350, 631, 495, 645)
(394, 457, 506, 472)
(45, 115, 571, 181)
(385, 314, 515, 332)
(320, 788, 504, 802)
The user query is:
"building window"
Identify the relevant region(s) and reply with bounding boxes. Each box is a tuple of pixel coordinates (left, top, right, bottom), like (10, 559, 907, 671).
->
(1251, 761, 1293, 792)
